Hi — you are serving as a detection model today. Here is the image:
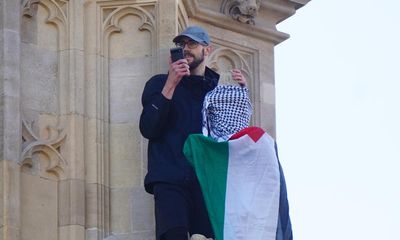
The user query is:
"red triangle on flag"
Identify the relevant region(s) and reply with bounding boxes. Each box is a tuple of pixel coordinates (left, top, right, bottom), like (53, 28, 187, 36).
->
(229, 126, 265, 142)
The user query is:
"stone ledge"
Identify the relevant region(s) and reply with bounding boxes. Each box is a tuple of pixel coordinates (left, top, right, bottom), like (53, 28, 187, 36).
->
(183, 0, 294, 44)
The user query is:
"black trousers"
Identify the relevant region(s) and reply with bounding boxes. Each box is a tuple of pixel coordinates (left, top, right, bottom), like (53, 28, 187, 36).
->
(153, 180, 214, 240)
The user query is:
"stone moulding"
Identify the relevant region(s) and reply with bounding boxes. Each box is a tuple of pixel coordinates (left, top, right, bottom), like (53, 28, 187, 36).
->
(182, 0, 310, 44)
(182, 0, 289, 45)
(285, 0, 311, 10)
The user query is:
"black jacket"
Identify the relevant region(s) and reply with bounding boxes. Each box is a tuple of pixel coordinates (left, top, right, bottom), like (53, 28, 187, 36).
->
(139, 67, 219, 193)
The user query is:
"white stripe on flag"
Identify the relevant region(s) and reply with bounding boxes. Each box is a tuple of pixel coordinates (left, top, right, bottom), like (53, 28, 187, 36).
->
(224, 133, 281, 240)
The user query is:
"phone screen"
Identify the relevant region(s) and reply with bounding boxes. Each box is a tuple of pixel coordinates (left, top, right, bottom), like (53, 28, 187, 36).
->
(170, 47, 184, 62)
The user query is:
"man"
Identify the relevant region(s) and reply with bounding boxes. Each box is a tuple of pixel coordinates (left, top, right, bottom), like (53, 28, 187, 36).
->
(140, 25, 248, 240)
(139, 25, 219, 240)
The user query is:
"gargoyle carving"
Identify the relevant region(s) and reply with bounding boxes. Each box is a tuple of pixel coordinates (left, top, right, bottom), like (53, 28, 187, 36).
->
(221, 0, 261, 25)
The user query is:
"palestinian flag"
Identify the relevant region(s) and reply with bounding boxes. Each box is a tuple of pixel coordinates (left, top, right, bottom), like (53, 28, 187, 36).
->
(183, 127, 292, 240)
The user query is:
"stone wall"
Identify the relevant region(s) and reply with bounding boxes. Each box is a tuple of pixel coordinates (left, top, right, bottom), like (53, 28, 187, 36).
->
(0, 0, 309, 239)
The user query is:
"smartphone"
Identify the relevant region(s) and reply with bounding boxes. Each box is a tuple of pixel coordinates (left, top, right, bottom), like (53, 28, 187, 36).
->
(170, 47, 184, 62)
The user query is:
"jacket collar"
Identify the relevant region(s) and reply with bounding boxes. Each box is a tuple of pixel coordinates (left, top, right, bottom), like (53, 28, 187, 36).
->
(181, 66, 219, 91)
(203, 67, 219, 91)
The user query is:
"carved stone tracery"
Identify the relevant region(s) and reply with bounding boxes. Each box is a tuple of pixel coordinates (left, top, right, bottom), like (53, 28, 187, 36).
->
(20, 118, 67, 180)
(22, 0, 68, 26)
(102, 5, 155, 40)
(208, 47, 253, 86)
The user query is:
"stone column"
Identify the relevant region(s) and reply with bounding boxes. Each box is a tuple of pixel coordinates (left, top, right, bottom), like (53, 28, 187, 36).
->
(84, 0, 111, 238)
(58, 0, 86, 239)
(0, 0, 21, 240)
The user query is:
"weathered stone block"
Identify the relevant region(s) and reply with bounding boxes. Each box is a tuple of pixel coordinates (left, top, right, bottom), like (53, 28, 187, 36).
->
(82, 54, 99, 119)
(2, 96, 20, 162)
(0, 159, 20, 231)
(59, 225, 85, 240)
(110, 123, 142, 188)
(85, 182, 110, 232)
(86, 183, 100, 229)
(110, 188, 132, 234)
(0, 226, 19, 240)
(20, 43, 58, 114)
(62, 114, 85, 180)
(20, 172, 57, 240)
(59, 179, 86, 227)
(67, 50, 85, 115)
(3, 29, 20, 97)
(2, 0, 20, 31)
(109, 57, 151, 124)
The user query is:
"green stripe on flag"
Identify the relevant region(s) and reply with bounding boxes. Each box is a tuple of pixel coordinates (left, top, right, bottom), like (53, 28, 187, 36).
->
(184, 134, 229, 240)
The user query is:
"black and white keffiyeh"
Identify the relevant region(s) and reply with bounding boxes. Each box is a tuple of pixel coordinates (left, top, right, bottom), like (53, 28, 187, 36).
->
(202, 85, 252, 141)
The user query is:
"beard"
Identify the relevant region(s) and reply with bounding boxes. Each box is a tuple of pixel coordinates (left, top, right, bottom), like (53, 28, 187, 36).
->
(185, 49, 205, 70)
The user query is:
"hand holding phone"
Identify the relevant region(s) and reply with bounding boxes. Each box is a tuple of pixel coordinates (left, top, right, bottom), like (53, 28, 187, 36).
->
(163, 47, 188, 99)
(170, 47, 184, 62)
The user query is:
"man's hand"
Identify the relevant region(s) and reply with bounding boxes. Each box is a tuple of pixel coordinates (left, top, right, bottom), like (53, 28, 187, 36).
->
(162, 58, 190, 99)
(231, 69, 247, 87)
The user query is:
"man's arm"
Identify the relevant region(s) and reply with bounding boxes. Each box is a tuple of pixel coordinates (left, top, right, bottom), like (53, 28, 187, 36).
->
(139, 75, 171, 140)
(139, 58, 190, 139)
(161, 58, 190, 99)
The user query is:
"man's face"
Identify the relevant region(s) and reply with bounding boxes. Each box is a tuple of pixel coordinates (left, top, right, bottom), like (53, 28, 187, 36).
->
(176, 37, 208, 70)
(186, 48, 205, 70)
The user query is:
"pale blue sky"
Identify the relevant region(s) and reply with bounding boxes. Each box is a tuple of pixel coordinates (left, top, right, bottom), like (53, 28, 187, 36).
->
(275, 0, 400, 239)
